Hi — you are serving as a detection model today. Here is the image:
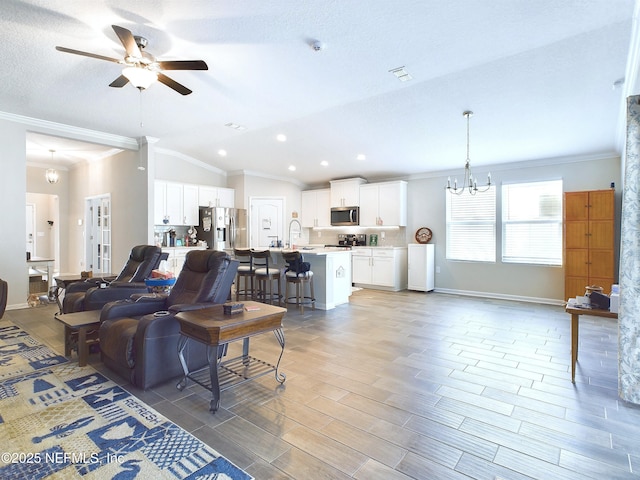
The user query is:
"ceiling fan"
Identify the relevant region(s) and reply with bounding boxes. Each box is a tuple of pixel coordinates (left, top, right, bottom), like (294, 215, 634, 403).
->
(56, 25, 208, 95)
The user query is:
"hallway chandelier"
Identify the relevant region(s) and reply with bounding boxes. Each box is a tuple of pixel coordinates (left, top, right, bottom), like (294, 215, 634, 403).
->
(45, 150, 59, 184)
(446, 111, 491, 195)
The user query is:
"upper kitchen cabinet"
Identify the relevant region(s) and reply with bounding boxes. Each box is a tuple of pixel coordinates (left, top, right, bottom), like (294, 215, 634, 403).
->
(301, 189, 331, 228)
(359, 181, 407, 226)
(198, 186, 235, 208)
(154, 181, 199, 226)
(330, 178, 366, 207)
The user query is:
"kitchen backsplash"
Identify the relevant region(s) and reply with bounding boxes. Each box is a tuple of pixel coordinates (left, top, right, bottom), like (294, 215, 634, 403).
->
(301, 227, 407, 247)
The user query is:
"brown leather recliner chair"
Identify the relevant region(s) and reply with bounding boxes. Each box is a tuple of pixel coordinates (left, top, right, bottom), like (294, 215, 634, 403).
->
(98, 250, 238, 390)
(63, 245, 165, 314)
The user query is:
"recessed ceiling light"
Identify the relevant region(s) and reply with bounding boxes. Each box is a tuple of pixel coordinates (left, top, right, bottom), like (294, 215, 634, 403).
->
(288, 165, 296, 171)
(225, 122, 247, 130)
(357, 154, 366, 161)
(217, 149, 227, 157)
(277, 134, 287, 142)
(389, 66, 412, 82)
(320, 161, 329, 167)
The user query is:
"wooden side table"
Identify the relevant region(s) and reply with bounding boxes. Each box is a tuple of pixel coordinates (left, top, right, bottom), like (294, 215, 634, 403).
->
(565, 305, 618, 383)
(175, 301, 286, 413)
(54, 310, 102, 366)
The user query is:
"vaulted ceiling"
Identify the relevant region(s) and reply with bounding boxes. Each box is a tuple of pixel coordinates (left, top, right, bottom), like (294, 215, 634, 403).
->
(4, 0, 638, 186)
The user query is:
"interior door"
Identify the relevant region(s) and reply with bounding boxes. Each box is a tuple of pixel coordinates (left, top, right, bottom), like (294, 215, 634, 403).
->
(85, 194, 111, 273)
(26, 203, 35, 257)
(249, 197, 284, 249)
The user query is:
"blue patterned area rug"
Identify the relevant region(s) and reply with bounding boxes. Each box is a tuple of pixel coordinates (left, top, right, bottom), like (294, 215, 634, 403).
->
(0, 321, 68, 380)
(0, 320, 252, 480)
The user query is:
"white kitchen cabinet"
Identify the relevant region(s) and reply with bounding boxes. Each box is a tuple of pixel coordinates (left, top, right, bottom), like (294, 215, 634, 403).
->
(163, 247, 206, 275)
(352, 252, 373, 284)
(301, 188, 331, 227)
(165, 182, 183, 225)
(155, 181, 199, 226)
(198, 186, 235, 208)
(154, 181, 168, 225)
(182, 184, 199, 225)
(330, 178, 366, 207)
(359, 181, 407, 226)
(352, 247, 407, 291)
(408, 244, 435, 292)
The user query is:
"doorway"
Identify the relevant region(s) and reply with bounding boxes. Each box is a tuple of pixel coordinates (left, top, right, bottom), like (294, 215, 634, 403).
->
(25, 194, 60, 271)
(84, 194, 112, 273)
(249, 197, 284, 249)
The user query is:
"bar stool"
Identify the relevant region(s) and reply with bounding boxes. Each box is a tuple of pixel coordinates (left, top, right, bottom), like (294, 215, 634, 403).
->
(251, 250, 282, 305)
(282, 251, 315, 312)
(233, 248, 254, 301)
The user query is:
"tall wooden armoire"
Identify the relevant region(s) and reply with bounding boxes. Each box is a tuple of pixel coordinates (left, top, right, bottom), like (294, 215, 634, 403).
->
(563, 189, 615, 300)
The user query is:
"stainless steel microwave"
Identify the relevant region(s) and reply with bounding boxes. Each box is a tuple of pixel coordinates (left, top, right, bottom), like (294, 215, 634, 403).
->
(331, 206, 359, 226)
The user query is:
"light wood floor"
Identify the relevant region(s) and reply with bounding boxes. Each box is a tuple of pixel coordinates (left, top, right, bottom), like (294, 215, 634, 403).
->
(8, 289, 640, 479)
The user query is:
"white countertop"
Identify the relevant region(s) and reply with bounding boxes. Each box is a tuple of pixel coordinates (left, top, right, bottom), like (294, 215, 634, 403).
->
(352, 245, 407, 250)
(270, 247, 352, 256)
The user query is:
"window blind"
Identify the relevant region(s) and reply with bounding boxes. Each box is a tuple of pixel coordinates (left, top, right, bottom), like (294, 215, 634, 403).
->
(502, 180, 562, 265)
(446, 186, 496, 262)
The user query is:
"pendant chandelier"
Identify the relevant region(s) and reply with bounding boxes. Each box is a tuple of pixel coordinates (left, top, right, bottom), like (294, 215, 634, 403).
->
(45, 149, 59, 184)
(446, 111, 491, 195)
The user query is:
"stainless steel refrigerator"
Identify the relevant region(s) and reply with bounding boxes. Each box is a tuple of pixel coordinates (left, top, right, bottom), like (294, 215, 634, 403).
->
(195, 207, 247, 251)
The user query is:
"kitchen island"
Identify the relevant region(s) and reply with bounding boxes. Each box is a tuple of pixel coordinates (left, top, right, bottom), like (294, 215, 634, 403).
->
(266, 247, 353, 310)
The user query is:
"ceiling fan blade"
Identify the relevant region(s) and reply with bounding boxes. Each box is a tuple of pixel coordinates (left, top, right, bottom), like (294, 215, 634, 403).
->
(157, 60, 208, 71)
(157, 73, 192, 95)
(109, 75, 129, 88)
(112, 25, 141, 58)
(55, 46, 120, 63)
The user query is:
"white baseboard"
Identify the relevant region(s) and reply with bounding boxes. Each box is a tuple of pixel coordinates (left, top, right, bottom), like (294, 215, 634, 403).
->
(433, 288, 565, 306)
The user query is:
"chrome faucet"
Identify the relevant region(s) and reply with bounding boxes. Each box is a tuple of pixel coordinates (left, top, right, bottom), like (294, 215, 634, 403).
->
(288, 219, 302, 248)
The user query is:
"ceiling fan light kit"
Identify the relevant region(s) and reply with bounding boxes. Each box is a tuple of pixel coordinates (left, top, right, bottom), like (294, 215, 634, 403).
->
(56, 25, 208, 95)
(122, 66, 158, 90)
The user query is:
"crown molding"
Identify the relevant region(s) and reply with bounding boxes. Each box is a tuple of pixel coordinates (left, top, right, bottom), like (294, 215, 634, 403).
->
(227, 169, 307, 188)
(154, 147, 227, 176)
(408, 151, 620, 180)
(0, 110, 138, 150)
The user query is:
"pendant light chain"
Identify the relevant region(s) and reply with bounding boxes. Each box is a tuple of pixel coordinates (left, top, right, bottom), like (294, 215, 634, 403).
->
(446, 110, 491, 195)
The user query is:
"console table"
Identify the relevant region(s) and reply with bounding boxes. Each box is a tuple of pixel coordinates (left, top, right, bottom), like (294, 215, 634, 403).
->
(175, 301, 286, 413)
(565, 305, 618, 383)
(27, 256, 54, 293)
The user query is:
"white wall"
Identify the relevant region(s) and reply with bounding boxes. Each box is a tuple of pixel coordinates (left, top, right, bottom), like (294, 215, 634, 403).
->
(155, 150, 227, 186)
(67, 150, 149, 274)
(0, 119, 28, 307)
(406, 154, 621, 303)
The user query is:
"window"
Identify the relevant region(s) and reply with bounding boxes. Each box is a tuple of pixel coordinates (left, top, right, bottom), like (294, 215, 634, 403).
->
(446, 186, 496, 262)
(502, 180, 562, 265)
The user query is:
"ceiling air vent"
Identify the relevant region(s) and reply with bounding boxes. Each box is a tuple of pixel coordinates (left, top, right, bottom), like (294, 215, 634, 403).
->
(389, 66, 412, 82)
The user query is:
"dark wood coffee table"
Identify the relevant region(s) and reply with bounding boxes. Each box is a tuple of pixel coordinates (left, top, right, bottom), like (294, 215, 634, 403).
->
(175, 301, 286, 413)
(54, 310, 101, 366)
